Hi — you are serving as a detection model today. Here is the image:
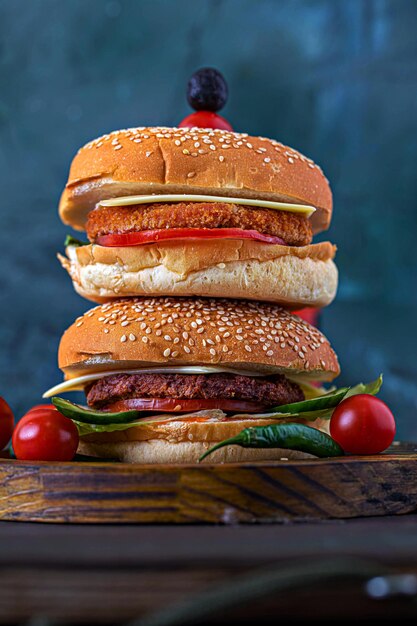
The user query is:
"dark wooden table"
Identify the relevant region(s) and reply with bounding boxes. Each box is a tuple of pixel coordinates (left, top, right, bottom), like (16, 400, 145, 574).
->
(1, 516, 417, 624)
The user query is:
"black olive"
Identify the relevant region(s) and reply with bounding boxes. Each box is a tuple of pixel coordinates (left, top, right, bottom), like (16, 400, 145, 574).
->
(187, 67, 228, 112)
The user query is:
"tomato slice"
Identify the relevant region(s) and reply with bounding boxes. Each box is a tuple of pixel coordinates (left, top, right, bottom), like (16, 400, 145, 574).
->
(96, 228, 287, 247)
(103, 398, 266, 413)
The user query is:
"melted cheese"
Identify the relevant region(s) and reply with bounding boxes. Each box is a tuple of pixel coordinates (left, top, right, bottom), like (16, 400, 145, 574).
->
(98, 194, 316, 217)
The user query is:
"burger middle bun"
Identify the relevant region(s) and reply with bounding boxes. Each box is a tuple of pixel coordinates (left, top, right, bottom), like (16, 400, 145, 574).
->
(59, 239, 338, 308)
(59, 297, 340, 381)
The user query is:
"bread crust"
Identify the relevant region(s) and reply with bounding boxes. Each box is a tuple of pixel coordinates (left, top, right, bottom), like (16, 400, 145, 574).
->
(58, 297, 340, 381)
(59, 127, 332, 234)
(59, 239, 338, 307)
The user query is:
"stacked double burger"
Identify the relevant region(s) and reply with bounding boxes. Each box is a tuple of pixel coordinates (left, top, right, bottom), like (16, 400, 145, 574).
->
(45, 72, 341, 463)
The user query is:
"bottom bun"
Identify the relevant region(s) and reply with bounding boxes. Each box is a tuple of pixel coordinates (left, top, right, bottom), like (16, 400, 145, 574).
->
(77, 414, 329, 464)
(77, 439, 316, 463)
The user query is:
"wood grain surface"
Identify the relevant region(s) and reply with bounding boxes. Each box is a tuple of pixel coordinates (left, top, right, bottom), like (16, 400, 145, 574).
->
(0, 443, 416, 524)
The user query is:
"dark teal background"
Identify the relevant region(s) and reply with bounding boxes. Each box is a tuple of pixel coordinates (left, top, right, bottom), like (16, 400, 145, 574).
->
(1, 0, 416, 437)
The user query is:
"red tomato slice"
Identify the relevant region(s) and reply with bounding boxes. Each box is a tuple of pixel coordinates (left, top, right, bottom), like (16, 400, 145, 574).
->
(96, 228, 287, 247)
(104, 398, 266, 413)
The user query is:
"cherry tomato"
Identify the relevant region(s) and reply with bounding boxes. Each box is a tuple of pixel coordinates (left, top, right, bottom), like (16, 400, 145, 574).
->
(293, 308, 320, 327)
(26, 404, 59, 413)
(105, 397, 267, 414)
(13, 408, 79, 462)
(179, 111, 233, 131)
(330, 394, 396, 455)
(96, 228, 286, 247)
(0, 397, 14, 450)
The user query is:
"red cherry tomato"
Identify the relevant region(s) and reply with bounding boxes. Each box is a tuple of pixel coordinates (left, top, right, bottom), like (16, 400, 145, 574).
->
(13, 408, 79, 462)
(293, 308, 321, 327)
(26, 404, 59, 413)
(0, 397, 14, 450)
(330, 394, 396, 455)
(96, 228, 286, 247)
(179, 111, 233, 131)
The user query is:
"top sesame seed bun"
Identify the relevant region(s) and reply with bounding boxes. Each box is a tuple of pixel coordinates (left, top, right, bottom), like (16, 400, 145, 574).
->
(58, 297, 340, 382)
(59, 127, 332, 234)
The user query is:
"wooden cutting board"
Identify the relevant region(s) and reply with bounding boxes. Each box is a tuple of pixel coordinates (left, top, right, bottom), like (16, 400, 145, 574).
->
(0, 443, 416, 524)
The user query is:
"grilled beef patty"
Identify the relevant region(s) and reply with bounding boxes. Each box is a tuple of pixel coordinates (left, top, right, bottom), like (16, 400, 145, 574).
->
(86, 372, 304, 410)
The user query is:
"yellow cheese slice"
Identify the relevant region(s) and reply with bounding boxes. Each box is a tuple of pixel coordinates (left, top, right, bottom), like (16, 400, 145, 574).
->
(98, 194, 316, 217)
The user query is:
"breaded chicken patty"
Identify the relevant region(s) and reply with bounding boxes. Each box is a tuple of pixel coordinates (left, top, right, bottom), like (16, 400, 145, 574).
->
(86, 202, 313, 246)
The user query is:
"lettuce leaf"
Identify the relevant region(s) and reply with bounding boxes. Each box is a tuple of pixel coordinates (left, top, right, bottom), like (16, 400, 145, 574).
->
(64, 235, 88, 248)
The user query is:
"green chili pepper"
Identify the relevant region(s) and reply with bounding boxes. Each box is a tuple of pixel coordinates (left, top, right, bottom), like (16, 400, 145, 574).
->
(199, 422, 344, 462)
(52, 397, 145, 425)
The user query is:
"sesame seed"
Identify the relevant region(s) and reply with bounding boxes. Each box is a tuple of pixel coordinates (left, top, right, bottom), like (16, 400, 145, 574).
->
(244, 345, 252, 353)
(163, 348, 171, 357)
(120, 335, 127, 343)
(121, 321, 129, 327)
(129, 333, 136, 341)
(219, 155, 225, 162)
(209, 348, 216, 356)
(142, 336, 149, 343)
(184, 346, 191, 354)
